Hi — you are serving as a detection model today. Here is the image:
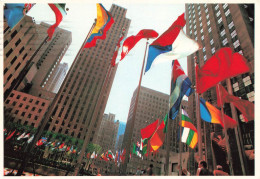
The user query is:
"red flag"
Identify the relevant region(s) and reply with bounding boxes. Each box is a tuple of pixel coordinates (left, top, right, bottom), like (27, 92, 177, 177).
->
(120, 29, 158, 60)
(216, 84, 254, 122)
(111, 31, 125, 67)
(47, 4, 67, 41)
(140, 119, 159, 139)
(87, 153, 90, 159)
(58, 142, 65, 149)
(5, 130, 16, 141)
(150, 120, 166, 151)
(196, 47, 250, 94)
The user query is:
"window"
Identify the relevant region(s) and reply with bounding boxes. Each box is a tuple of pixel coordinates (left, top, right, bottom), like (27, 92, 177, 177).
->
(29, 99, 33, 103)
(220, 29, 226, 37)
(222, 38, 228, 45)
(200, 28, 203, 33)
(225, 9, 230, 16)
(216, 10, 221, 17)
(6, 48, 13, 58)
(207, 20, 211, 26)
(231, 30, 237, 38)
(228, 21, 234, 29)
(203, 47, 206, 52)
(211, 47, 215, 54)
(15, 39, 21, 46)
(210, 39, 214, 45)
(206, 14, 209, 19)
(215, 5, 219, 10)
(209, 27, 212, 33)
(233, 40, 240, 48)
(218, 17, 223, 24)
(223, 4, 228, 9)
(205, 8, 208, 13)
(204, 55, 207, 61)
(19, 46, 25, 54)
(201, 35, 204, 40)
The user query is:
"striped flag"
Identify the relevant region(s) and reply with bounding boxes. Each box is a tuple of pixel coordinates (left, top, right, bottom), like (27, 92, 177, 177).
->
(180, 109, 198, 149)
(169, 60, 194, 120)
(84, 3, 114, 48)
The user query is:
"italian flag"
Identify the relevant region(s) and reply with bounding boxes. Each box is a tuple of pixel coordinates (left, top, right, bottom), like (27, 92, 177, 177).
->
(180, 109, 198, 149)
(47, 3, 67, 41)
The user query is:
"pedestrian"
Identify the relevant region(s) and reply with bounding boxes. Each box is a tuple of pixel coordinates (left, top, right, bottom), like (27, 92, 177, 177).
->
(196, 160, 213, 176)
(146, 164, 154, 176)
(213, 165, 229, 176)
(135, 168, 142, 175)
(181, 168, 191, 176)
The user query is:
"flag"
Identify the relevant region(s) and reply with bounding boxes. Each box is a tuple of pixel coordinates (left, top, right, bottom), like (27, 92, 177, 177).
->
(141, 138, 148, 155)
(163, 113, 168, 133)
(140, 119, 159, 139)
(5, 130, 16, 141)
(58, 142, 65, 149)
(27, 135, 34, 143)
(169, 60, 194, 120)
(145, 13, 200, 72)
(196, 47, 250, 94)
(120, 29, 159, 61)
(180, 109, 198, 149)
(200, 98, 237, 128)
(17, 132, 26, 140)
(84, 3, 114, 48)
(4, 4, 34, 29)
(36, 137, 47, 146)
(91, 151, 96, 159)
(87, 153, 90, 159)
(216, 84, 254, 122)
(107, 150, 114, 160)
(120, 149, 126, 163)
(111, 30, 125, 66)
(47, 4, 67, 41)
(72, 147, 77, 154)
(150, 120, 166, 151)
(66, 146, 71, 152)
(100, 153, 109, 161)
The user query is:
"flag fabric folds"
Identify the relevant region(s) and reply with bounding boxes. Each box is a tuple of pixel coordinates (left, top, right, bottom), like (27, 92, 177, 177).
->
(5, 130, 16, 141)
(36, 137, 47, 146)
(200, 98, 237, 128)
(181, 109, 198, 149)
(4, 4, 34, 29)
(91, 151, 96, 159)
(47, 4, 67, 41)
(169, 60, 194, 120)
(196, 47, 250, 94)
(84, 3, 114, 48)
(216, 84, 254, 122)
(140, 119, 159, 139)
(111, 31, 125, 66)
(150, 120, 166, 151)
(120, 29, 159, 61)
(145, 13, 200, 72)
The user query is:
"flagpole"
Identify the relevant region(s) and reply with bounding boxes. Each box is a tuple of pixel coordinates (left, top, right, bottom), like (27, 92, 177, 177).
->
(165, 117, 171, 175)
(15, 20, 96, 176)
(121, 39, 149, 175)
(179, 109, 183, 176)
(217, 84, 234, 175)
(226, 79, 247, 175)
(194, 58, 203, 161)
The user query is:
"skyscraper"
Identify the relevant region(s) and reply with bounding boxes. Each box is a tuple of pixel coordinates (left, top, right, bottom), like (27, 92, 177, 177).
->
(45, 62, 68, 93)
(4, 15, 72, 129)
(185, 4, 254, 175)
(121, 86, 169, 175)
(42, 3, 130, 149)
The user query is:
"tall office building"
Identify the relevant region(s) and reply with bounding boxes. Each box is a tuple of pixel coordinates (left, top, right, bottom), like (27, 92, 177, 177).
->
(4, 15, 72, 129)
(94, 113, 119, 173)
(45, 62, 68, 93)
(41, 4, 130, 150)
(121, 86, 169, 175)
(96, 113, 119, 151)
(185, 4, 254, 175)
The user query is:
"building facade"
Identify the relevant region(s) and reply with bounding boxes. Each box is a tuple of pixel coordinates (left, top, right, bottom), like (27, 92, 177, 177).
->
(40, 4, 130, 152)
(45, 62, 68, 93)
(185, 3, 254, 175)
(121, 86, 170, 175)
(4, 15, 72, 129)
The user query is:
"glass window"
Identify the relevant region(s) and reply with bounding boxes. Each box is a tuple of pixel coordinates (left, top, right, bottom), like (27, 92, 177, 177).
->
(209, 27, 212, 33)
(233, 39, 240, 48)
(228, 21, 234, 29)
(231, 30, 237, 38)
(201, 35, 204, 40)
(215, 5, 219, 10)
(206, 14, 209, 19)
(222, 38, 228, 45)
(216, 10, 221, 17)
(218, 17, 223, 24)
(220, 29, 226, 37)
(225, 9, 230, 16)
(223, 4, 228, 9)
(204, 55, 207, 61)
(210, 39, 214, 45)
(211, 47, 215, 54)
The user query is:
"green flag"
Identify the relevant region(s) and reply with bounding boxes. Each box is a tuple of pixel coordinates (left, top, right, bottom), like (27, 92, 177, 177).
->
(163, 113, 168, 133)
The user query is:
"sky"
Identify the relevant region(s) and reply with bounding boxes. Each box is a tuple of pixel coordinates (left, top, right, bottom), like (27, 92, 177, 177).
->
(26, 1, 186, 123)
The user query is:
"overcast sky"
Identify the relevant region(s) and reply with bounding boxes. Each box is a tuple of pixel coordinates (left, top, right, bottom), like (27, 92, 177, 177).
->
(26, 1, 186, 123)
